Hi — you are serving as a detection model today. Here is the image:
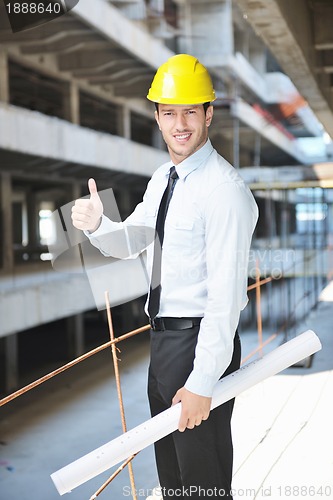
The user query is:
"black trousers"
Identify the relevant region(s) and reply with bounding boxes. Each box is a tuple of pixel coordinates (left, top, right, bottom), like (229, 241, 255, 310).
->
(148, 325, 241, 499)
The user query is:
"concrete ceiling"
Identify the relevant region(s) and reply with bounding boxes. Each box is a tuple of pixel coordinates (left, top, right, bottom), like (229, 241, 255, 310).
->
(0, 0, 172, 99)
(1, 0, 331, 170)
(235, 0, 333, 138)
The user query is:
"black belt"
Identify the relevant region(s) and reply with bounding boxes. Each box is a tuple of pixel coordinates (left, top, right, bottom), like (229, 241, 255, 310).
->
(149, 316, 202, 331)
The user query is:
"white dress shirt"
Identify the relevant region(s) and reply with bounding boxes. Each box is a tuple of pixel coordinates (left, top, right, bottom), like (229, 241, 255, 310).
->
(86, 139, 258, 397)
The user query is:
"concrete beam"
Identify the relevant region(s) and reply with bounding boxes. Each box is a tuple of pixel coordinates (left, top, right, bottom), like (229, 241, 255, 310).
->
(240, 163, 333, 186)
(235, 0, 333, 137)
(0, 270, 94, 338)
(71, 0, 174, 69)
(0, 103, 169, 178)
(20, 34, 104, 55)
(0, 20, 89, 44)
(231, 99, 308, 163)
(88, 67, 149, 85)
(113, 77, 153, 97)
(72, 62, 123, 78)
(87, 73, 130, 84)
(58, 49, 128, 72)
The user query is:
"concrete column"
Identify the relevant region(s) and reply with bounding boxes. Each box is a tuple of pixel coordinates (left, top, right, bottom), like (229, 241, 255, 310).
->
(236, 28, 250, 60)
(177, 0, 233, 66)
(71, 182, 81, 201)
(69, 182, 82, 246)
(329, 202, 333, 242)
(118, 106, 131, 140)
(249, 39, 266, 75)
(0, 48, 9, 103)
(67, 313, 85, 359)
(232, 80, 241, 169)
(63, 81, 80, 125)
(211, 133, 233, 165)
(280, 192, 290, 248)
(0, 172, 14, 271)
(177, 0, 194, 55)
(26, 190, 38, 252)
(254, 132, 261, 167)
(4, 334, 19, 393)
(120, 189, 132, 215)
(233, 115, 240, 169)
(328, 201, 333, 279)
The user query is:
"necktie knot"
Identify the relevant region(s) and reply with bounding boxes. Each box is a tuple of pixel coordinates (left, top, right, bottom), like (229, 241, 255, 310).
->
(170, 166, 178, 180)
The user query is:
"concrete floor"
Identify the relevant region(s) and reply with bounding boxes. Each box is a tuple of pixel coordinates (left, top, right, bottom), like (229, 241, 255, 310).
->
(0, 333, 158, 500)
(0, 284, 332, 500)
(231, 292, 333, 500)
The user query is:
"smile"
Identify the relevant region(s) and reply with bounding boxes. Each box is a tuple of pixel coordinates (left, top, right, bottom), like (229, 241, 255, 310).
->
(174, 133, 192, 141)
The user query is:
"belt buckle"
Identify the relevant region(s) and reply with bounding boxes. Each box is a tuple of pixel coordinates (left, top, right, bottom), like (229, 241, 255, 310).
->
(149, 317, 159, 331)
(149, 317, 164, 331)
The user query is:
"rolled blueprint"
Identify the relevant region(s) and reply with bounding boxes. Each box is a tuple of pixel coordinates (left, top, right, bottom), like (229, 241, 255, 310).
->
(51, 330, 321, 495)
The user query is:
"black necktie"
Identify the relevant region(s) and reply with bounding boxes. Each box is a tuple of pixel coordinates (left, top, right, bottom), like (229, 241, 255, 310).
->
(148, 166, 179, 320)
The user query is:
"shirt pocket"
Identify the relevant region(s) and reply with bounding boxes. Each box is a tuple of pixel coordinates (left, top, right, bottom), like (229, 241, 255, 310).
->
(165, 215, 194, 254)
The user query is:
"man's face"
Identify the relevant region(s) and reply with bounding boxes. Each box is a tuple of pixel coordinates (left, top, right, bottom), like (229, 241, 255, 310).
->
(155, 104, 213, 165)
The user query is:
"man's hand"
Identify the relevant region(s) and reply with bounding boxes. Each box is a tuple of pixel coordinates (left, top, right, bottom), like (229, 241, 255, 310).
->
(172, 387, 212, 432)
(71, 178, 103, 232)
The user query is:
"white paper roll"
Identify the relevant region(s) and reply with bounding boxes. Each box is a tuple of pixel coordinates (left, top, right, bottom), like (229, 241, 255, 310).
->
(51, 330, 321, 495)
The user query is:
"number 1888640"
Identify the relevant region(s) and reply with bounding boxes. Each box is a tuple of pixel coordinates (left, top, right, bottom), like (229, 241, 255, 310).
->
(6, 2, 62, 14)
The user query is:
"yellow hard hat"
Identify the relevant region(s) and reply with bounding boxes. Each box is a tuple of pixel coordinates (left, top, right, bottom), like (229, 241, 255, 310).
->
(147, 54, 216, 105)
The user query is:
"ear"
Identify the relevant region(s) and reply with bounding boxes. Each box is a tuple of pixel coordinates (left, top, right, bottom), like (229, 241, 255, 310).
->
(205, 105, 214, 127)
(154, 110, 161, 130)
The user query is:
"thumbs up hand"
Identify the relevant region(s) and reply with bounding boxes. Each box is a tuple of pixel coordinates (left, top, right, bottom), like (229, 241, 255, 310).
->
(71, 178, 104, 232)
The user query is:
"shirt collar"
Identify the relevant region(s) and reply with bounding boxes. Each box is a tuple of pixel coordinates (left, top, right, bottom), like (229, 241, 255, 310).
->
(164, 139, 214, 180)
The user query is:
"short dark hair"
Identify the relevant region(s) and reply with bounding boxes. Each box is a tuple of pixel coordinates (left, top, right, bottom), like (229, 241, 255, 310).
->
(155, 102, 211, 114)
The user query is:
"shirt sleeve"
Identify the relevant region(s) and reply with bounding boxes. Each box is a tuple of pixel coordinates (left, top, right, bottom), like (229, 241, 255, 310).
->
(184, 181, 258, 397)
(84, 215, 127, 257)
(85, 193, 154, 258)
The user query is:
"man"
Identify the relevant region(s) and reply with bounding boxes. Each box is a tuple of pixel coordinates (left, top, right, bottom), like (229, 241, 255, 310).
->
(72, 54, 258, 499)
